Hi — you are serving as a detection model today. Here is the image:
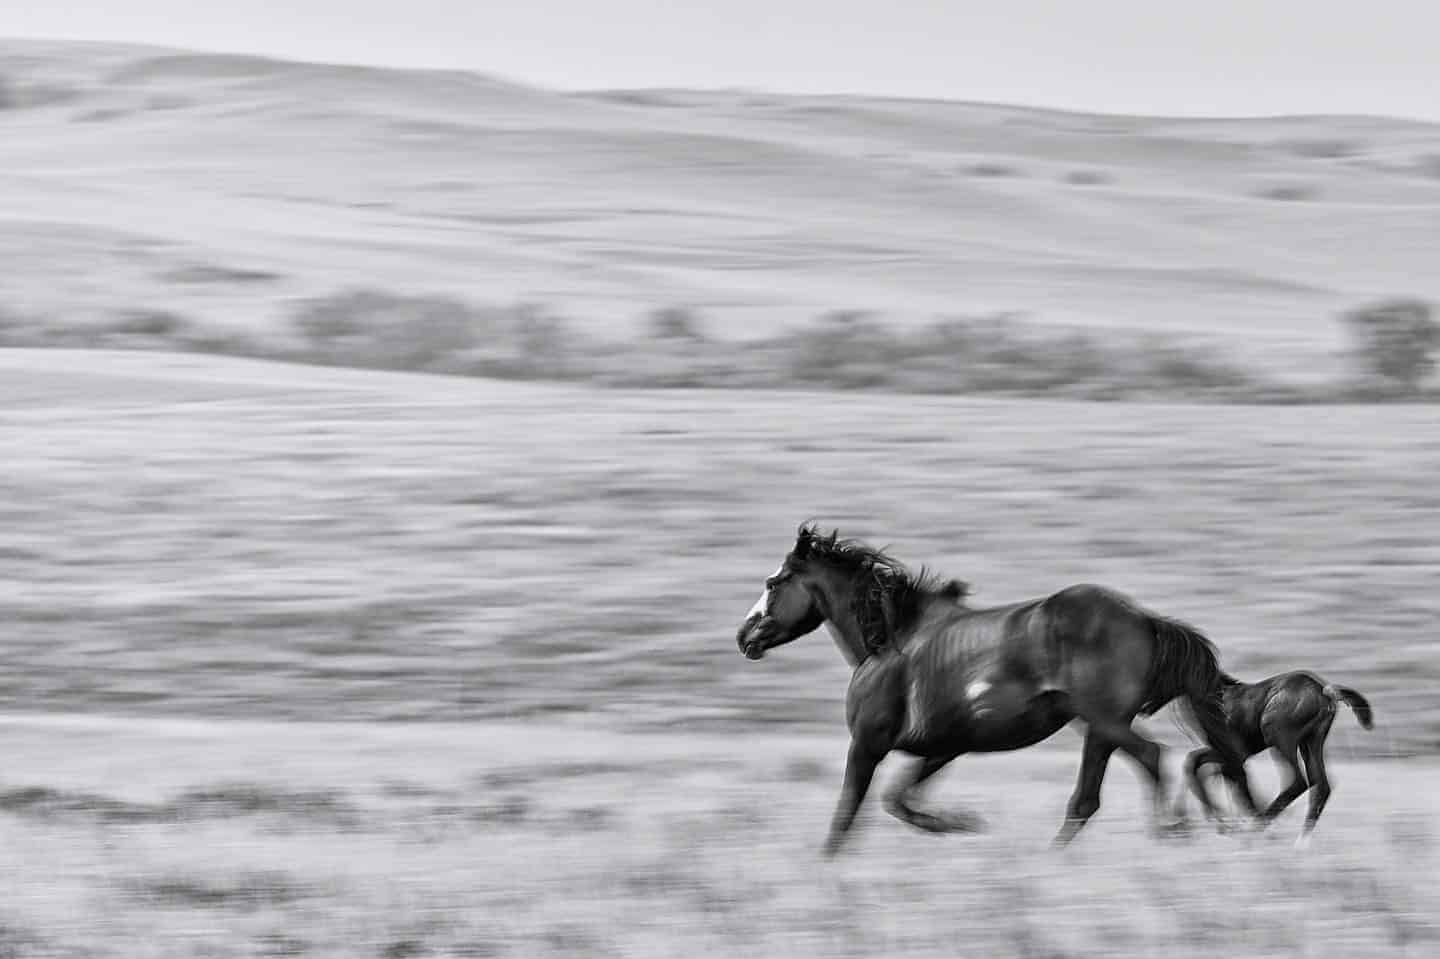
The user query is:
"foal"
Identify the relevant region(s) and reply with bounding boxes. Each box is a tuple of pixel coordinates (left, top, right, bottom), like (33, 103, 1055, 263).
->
(1182, 670, 1372, 842)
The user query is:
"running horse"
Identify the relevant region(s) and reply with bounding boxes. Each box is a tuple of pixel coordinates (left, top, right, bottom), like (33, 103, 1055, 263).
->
(734, 524, 1257, 855)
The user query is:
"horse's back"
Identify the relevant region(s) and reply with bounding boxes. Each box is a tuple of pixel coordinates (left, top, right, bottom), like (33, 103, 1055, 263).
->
(911, 599, 1048, 677)
(1040, 583, 1150, 626)
(903, 582, 1195, 730)
(916, 583, 1154, 679)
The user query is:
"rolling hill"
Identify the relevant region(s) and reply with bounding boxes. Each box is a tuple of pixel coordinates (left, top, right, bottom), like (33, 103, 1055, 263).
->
(4, 36, 1440, 380)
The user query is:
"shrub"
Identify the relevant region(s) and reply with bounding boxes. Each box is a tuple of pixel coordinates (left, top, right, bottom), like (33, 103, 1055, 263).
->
(1281, 138, 1364, 160)
(290, 289, 488, 371)
(1341, 298, 1439, 395)
(963, 162, 1023, 178)
(786, 310, 898, 388)
(108, 309, 191, 338)
(1256, 183, 1318, 202)
(1414, 154, 1440, 181)
(645, 307, 707, 342)
(505, 304, 582, 379)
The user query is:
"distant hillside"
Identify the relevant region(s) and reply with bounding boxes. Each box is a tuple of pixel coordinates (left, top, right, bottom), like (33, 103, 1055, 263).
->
(3, 37, 1440, 375)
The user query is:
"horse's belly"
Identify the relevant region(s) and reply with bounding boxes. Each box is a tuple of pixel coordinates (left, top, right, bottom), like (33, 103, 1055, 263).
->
(967, 703, 1070, 752)
(899, 682, 1070, 755)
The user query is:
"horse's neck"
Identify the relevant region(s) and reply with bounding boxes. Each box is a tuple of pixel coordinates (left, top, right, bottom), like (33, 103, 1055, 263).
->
(820, 620, 857, 667)
(813, 569, 869, 667)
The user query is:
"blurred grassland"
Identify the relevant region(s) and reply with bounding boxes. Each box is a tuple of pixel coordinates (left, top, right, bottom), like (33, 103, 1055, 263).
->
(2, 346, 1438, 957)
(0, 716, 1434, 958)
(1, 350, 1436, 753)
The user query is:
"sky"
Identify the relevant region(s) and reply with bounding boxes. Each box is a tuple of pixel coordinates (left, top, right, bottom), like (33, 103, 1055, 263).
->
(6, 1, 1440, 122)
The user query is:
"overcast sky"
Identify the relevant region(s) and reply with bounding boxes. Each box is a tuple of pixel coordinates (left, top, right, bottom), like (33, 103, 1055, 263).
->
(7, 1, 1439, 121)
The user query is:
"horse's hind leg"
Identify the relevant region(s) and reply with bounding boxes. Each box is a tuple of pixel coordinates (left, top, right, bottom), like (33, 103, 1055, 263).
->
(1054, 730, 1116, 846)
(822, 739, 883, 858)
(883, 754, 983, 834)
(1260, 739, 1309, 828)
(1296, 717, 1335, 845)
(1069, 708, 1177, 837)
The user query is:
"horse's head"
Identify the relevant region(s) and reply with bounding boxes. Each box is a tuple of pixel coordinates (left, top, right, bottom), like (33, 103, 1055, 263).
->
(735, 525, 827, 660)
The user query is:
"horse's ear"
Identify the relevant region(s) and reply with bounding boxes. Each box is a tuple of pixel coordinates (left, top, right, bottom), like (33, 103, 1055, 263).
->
(939, 579, 971, 602)
(794, 525, 812, 558)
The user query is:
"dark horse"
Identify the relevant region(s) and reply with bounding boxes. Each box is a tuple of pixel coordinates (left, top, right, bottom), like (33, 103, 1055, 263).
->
(734, 524, 1256, 855)
(1180, 670, 1373, 846)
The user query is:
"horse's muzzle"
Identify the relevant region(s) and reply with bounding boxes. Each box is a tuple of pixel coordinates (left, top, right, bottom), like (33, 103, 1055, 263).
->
(736, 614, 770, 660)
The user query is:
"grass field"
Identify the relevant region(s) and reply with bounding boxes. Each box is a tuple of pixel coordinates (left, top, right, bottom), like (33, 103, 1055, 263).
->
(2, 348, 1437, 954)
(0, 714, 1434, 958)
(3, 349, 1437, 746)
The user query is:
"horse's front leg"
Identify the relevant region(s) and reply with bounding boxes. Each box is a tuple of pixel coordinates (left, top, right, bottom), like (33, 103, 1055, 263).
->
(822, 739, 884, 858)
(883, 753, 983, 834)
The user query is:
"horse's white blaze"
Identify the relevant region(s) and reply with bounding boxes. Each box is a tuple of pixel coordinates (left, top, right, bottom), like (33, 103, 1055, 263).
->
(746, 565, 783, 621)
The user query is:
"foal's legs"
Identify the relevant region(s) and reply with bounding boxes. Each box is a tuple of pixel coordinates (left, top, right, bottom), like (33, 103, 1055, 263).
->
(1193, 714, 1262, 824)
(883, 754, 983, 834)
(1260, 738, 1309, 826)
(1180, 747, 1228, 824)
(823, 739, 883, 858)
(1296, 718, 1335, 843)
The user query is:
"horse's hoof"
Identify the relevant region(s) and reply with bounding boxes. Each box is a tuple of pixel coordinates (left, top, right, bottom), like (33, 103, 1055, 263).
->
(1156, 818, 1192, 841)
(1052, 820, 1084, 848)
(1293, 833, 1313, 852)
(938, 811, 985, 834)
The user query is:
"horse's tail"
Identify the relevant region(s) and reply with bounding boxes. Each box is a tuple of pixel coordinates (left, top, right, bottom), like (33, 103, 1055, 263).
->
(1140, 615, 1224, 717)
(1144, 615, 1249, 776)
(1324, 683, 1375, 729)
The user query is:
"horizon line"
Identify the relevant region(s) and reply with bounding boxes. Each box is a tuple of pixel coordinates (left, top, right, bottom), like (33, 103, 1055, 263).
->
(5, 32, 1440, 129)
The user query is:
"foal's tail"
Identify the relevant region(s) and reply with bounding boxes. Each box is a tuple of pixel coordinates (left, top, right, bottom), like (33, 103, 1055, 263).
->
(1145, 615, 1249, 776)
(1324, 683, 1375, 729)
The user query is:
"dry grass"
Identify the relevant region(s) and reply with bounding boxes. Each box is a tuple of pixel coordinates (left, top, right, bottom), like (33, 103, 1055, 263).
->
(0, 717, 1433, 958)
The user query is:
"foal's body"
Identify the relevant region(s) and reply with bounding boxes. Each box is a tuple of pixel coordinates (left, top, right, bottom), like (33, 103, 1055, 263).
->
(1184, 671, 1373, 839)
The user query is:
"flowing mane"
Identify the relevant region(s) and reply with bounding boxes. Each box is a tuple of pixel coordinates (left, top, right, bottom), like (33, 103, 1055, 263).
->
(797, 524, 969, 654)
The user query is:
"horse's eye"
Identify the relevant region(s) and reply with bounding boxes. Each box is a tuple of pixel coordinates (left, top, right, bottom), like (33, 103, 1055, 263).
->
(766, 574, 787, 589)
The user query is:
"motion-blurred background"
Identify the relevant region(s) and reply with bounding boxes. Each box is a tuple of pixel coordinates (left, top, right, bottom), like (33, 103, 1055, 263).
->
(2, 10, 1439, 957)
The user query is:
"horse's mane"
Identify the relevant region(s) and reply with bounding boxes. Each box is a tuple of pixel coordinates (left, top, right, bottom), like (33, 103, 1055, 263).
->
(797, 524, 969, 654)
